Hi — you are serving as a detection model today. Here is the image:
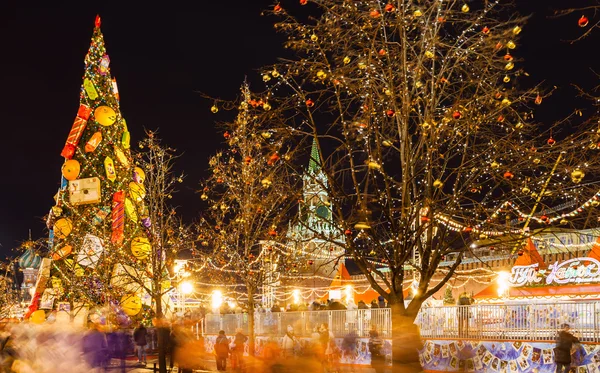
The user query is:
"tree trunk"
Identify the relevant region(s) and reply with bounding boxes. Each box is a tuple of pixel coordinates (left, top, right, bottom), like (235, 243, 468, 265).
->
(390, 302, 423, 373)
(247, 288, 255, 357)
(155, 293, 167, 373)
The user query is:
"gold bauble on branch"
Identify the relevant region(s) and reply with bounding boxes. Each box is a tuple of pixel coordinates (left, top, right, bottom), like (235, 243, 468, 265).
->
(512, 26, 522, 35)
(461, 4, 470, 12)
(433, 180, 444, 188)
(211, 105, 219, 114)
(506, 41, 516, 49)
(354, 221, 371, 230)
(571, 168, 585, 183)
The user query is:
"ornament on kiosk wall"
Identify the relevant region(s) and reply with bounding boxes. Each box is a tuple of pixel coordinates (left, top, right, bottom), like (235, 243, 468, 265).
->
(61, 159, 81, 181)
(85, 132, 102, 152)
(133, 167, 146, 184)
(51, 244, 72, 261)
(53, 218, 73, 239)
(94, 106, 117, 126)
(104, 156, 117, 182)
(124, 198, 138, 222)
(131, 236, 151, 260)
(129, 182, 146, 201)
(69, 177, 101, 205)
(77, 234, 104, 267)
(83, 78, 98, 100)
(121, 294, 142, 316)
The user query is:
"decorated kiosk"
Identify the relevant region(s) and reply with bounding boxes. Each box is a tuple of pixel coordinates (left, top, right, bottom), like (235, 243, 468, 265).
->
(418, 238, 600, 373)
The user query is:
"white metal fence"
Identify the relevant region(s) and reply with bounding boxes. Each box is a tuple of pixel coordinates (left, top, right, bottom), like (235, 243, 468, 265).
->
(417, 302, 600, 342)
(201, 301, 600, 343)
(204, 309, 392, 338)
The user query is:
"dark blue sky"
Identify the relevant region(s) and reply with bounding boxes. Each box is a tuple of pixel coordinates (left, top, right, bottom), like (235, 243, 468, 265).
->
(0, 1, 598, 258)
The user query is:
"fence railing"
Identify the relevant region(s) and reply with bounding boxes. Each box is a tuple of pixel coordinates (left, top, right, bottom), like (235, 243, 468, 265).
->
(417, 301, 600, 342)
(201, 301, 600, 343)
(204, 308, 392, 338)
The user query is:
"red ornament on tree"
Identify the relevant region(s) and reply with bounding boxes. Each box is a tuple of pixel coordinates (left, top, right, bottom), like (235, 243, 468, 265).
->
(378, 49, 386, 56)
(386, 109, 395, 117)
(370, 9, 381, 18)
(384, 4, 395, 12)
(503, 54, 513, 61)
(268, 229, 278, 237)
(535, 95, 543, 105)
(452, 111, 461, 119)
(578, 16, 589, 27)
(503, 171, 514, 180)
(274, 4, 283, 13)
(547, 137, 556, 146)
(308, 260, 314, 265)
(300, 0, 308, 5)
(306, 98, 314, 108)
(267, 153, 280, 165)
(223, 131, 231, 139)
(344, 229, 352, 236)
(244, 156, 252, 165)
(482, 26, 490, 34)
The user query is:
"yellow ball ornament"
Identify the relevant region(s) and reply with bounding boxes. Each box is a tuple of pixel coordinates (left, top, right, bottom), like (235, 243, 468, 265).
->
(62, 159, 81, 181)
(131, 236, 151, 260)
(211, 105, 219, 114)
(94, 106, 117, 126)
(506, 41, 516, 49)
(121, 294, 142, 316)
(461, 4, 470, 12)
(30, 310, 46, 324)
(54, 218, 73, 239)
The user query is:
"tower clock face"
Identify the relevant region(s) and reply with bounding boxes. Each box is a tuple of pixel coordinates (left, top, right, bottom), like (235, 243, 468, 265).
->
(316, 205, 329, 219)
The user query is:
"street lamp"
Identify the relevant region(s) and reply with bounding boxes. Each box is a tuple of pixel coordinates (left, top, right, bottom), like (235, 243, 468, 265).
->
(180, 281, 193, 295)
(497, 271, 510, 298)
(211, 290, 223, 312)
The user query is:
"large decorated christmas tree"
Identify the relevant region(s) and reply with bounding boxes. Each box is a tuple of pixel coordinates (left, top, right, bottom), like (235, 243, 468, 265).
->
(31, 16, 148, 319)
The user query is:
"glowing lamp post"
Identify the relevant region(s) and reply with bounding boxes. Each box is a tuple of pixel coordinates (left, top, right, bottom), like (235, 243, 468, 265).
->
(211, 290, 223, 312)
(497, 271, 510, 298)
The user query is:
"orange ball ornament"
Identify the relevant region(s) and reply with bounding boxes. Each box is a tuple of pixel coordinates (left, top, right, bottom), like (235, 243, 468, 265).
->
(62, 159, 81, 181)
(384, 4, 395, 12)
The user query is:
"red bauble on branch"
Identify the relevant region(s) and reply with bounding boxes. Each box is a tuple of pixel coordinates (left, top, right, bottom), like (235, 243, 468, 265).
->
(578, 16, 589, 27)
(306, 98, 314, 107)
(385, 4, 395, 12)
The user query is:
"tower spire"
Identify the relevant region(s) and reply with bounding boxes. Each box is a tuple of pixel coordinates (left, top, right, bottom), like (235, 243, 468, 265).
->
(308, 137, 321, 173)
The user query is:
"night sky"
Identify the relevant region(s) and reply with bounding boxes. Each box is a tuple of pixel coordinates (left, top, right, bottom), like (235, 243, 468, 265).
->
(0, 1, 598, 258)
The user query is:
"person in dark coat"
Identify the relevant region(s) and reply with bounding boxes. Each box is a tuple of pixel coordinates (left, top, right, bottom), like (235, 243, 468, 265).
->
(357, 300, 368, 310)
(555, 323, 580, 373)
(370, 300, 379, 309)
(368, 329, 385, 373)
(377, 296, 386, 308)
(214, 330, 230, 371)
(232, 328, 248, 372)
(133, 323, 148, 364)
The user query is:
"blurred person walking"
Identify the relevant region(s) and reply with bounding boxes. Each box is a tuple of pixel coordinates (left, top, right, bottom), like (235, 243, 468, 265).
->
(215, 330, 230, 372)
(281, 325, 297, 358)
(133, 323, 148, 365)
(231, 328, 248, 373)
(368, 328, 385, 373)
(82, 323, 109, 370)
(555, 323, 580, 373)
